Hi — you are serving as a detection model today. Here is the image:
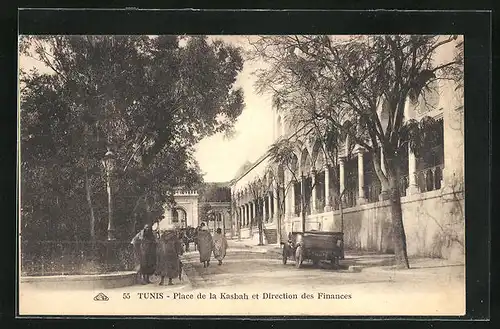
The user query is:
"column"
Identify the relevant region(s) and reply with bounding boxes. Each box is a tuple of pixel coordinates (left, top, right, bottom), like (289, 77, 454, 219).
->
(339, 158, 345, 204)
(252, 201, 256, 226)
(357, 150, 366, 205)
(300, 175, 306, 214)
(284, 172, 291, 218)
(262, 197, 267, 223)
(244, 204, 248, 227)
(300, 175, 306, 232)
(311, 170, 317, 214)
(245, 203, 249, 226)
(240, 205, 243, 227)
(222, 212, 226, 235)
(407, 144, 419, 195)
(324, 164, 331, 212)
(268, 190, 273, 222)
(289, 177, 296, 217)
(273, 182, 279, 223)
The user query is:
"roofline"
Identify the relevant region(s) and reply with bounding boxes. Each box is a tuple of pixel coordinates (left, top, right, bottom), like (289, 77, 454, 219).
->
(229, 150, 271, 187)
(229, 122, 309, 188)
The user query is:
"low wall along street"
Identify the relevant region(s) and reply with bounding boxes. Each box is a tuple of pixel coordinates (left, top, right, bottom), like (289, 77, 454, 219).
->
(287, 189, 464, 261)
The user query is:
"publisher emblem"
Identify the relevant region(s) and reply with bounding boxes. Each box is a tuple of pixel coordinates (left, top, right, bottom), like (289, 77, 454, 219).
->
(93, 292, 109, 301)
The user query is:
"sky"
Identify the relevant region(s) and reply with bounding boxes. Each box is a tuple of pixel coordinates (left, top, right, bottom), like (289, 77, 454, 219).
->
(19, 36, 275, 184)
(194, 36, 274, 183)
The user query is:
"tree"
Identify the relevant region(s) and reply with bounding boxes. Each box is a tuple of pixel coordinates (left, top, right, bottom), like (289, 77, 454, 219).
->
(251, 35, 462, 268)
(199, 203, 213, 224)
(269, 98, 353, 238)
(247, 179, 267, 245)
(265, 163, 291, 243)
(268, 139, 318, 233)
(20, 35, 244, 242)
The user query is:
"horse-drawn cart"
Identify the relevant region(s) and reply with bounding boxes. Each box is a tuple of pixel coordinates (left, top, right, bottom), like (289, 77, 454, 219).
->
(282, 231, 344, 268)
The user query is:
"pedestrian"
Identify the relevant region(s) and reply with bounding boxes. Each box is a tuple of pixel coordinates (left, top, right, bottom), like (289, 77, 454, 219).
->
(212, 228, 228, 266)
(197, 222, 213, 268)
(155, 224, 182, 286)
(199, 222, 209, 231)
(131, 224, 157, 284)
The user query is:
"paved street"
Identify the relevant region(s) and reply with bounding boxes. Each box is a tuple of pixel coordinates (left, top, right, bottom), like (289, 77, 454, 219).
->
(19, 240, 465, 316)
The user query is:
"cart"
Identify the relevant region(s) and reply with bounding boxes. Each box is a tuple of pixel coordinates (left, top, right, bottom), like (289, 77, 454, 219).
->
(281, 231, 344, 269)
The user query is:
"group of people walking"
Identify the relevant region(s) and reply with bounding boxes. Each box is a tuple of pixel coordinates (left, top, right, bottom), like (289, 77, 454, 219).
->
(130, 221, 228, 285)
(197, 222, 228, 267)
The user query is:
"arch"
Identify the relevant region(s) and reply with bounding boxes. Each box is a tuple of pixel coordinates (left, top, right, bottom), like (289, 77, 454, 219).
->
(311, 138, 326, 170)
(289, 152, 299, 178)
(292, 139, 305, 160)
(277, 164, 285, 183)
(299, 147, 312, 175)
(172, 206, 187, 227)
(342, 120, 356, 159)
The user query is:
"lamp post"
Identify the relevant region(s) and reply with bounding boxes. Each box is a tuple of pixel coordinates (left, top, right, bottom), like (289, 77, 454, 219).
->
(103, 148, 116, 241)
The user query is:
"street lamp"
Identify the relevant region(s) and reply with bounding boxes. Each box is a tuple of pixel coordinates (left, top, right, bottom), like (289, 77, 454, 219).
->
(103, 148, 116, 241)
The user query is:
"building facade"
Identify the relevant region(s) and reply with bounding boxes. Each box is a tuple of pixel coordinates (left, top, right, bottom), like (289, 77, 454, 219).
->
(198, 182, 233, 236)
(158, 189, 199, 230)
(230, 38, 464, 259)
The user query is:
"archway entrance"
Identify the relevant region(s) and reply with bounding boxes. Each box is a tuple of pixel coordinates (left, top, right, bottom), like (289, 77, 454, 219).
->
(172, 207, 188, 228)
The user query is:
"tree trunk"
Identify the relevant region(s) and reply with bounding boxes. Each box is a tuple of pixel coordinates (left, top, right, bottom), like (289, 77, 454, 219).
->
(84, 168, 96, 240)
(236, 204, 241, 241)
(249, 215, 253, 236)
(300, 175, 306, 232)
(105, 164, 115, 240)
(258, 217, 264, 245)
(338, 194, 345, 260)
(387, 171, 410, 269)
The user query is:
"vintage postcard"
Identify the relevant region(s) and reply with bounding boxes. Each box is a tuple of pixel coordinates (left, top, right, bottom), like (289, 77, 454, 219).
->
(18, 33, 466, 317)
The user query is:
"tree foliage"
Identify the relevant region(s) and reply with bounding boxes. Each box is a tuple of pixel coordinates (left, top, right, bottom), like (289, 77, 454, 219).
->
(198, 203, 213, 223)
(20, 35, 245, 242)
(251, 35, 462, 267)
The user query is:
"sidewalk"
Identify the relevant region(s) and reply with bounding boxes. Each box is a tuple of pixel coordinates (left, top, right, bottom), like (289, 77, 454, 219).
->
(227, 239, 282, 255)
(227, 238, 464, 278)
(361, 257, 465, 278)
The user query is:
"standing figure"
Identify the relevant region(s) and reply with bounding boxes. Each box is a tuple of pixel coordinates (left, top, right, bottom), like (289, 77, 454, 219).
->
(197, 222, 213, 268)
(131, 224, 157, 284)
(156, 225, 182, 286)
(213, 228, 228, 266)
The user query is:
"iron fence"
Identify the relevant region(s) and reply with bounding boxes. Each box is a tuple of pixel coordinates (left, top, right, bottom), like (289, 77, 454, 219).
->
(20, 240, 136, 276)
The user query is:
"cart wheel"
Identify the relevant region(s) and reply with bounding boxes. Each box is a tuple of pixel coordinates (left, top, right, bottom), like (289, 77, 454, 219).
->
(295, 246, 303, 269)
(282, 248, 287, 265)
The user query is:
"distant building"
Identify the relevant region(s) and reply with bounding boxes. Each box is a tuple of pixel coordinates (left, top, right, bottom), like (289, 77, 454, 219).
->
(198, 182, 233, 236)
(157, 183, 234, 237)
(158, 189, 199, 230)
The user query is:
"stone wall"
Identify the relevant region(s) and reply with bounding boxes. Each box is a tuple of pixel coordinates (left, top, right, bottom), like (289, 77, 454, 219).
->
(284, 188, 464, 261)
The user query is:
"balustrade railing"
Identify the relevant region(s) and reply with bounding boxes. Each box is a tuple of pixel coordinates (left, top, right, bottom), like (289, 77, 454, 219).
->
(343, 189, 358, 208)
(364, 183, 382, 203)
(416, 165, 443, 193)
(294, 203, 301, 217)
(399, 175, 409, 197)
(316, 198, 325, 212)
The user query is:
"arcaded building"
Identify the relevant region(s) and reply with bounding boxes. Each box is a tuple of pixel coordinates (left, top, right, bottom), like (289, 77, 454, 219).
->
(230, 38, 464, 260)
